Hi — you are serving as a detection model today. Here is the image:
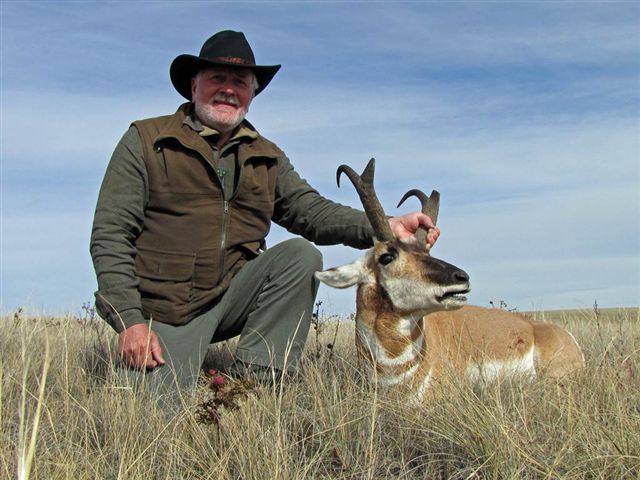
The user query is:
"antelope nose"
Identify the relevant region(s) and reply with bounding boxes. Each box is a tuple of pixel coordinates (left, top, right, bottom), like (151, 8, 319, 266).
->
(453, 269, 470, 284)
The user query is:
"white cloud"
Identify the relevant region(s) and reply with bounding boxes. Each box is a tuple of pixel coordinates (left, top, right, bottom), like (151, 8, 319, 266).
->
(242, 2, 639, 74)
(1, 90, 179, 169)
(250, 78, 638, 210)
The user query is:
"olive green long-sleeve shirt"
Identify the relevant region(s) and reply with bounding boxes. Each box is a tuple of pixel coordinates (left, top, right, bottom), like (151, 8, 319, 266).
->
(90, 113, 374, 331)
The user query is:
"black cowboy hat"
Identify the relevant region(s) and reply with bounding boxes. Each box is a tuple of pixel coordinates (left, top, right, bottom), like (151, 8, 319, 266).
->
(170, 30, 281, 100)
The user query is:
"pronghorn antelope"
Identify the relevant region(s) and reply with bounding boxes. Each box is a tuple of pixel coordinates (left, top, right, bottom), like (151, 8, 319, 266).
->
(315, 159, 584, 402)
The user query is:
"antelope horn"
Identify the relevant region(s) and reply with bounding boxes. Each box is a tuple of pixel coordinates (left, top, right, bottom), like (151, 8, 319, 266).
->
(337, 158, 395, 242)
(397, 189, 440, 244)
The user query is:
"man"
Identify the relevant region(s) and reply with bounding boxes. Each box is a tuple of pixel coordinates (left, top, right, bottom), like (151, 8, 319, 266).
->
(90, 30, 439, 390)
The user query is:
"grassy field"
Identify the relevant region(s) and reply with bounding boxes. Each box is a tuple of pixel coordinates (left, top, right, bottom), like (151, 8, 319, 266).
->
(1, 306, 638, 479)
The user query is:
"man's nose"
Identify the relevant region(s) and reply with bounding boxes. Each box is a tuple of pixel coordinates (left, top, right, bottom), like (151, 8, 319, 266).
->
(219, 87, 240, 100)
(219, 79, 238, 94)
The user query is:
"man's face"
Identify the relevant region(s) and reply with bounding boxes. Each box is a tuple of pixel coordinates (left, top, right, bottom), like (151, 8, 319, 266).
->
(191, 67, 256, 132)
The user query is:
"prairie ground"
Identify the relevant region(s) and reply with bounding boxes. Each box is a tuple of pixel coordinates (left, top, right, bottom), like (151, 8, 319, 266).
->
(1, 306, 638, 479)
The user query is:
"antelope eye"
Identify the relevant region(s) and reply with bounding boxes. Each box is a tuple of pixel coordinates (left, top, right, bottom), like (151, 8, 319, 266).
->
(378, 252, 396, 266)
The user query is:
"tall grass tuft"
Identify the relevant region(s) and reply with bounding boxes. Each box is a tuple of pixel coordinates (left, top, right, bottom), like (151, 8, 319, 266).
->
(1, 307, 638, 479)
(16, 325, 50, 480)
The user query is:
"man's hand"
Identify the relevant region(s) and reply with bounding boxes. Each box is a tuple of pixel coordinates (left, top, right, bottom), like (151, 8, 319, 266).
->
(389, 212, 440, 247)
(117, 323, 166, 370)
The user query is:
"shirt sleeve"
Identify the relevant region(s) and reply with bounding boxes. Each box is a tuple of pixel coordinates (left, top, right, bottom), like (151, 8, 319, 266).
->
(272, 156, 375, 249)
(90, 126, 148, 332)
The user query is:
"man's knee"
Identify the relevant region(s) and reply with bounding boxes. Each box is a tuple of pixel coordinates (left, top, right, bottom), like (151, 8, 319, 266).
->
(277, 238, 323, 272)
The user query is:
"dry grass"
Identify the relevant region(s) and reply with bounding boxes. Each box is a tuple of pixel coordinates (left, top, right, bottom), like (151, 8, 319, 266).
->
(1, 306, 638, 479)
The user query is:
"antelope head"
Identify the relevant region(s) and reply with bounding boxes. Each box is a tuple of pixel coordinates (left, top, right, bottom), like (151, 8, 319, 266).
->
(316, 158, 470, 315)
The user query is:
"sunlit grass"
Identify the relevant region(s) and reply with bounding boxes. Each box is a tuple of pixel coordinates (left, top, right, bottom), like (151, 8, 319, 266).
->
(1, 306, 638, 479)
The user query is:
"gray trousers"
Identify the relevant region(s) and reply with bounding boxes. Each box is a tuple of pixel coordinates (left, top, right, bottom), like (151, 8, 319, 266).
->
(120, 238, 323, 393)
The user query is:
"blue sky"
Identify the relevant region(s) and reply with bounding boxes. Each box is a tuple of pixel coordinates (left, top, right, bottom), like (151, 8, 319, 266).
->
(1, 1, 638, 317)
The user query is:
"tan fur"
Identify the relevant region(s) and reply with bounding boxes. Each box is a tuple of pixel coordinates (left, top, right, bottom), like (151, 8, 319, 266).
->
(357, 304, 585, 400)
(425, 306, 583, 377)
(426, 307, 536, 371)
(530, 321, 585, 377)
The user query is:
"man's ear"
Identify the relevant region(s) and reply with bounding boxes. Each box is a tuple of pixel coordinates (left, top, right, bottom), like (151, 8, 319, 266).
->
(191, 75, 198, 98)
(315, 257, 368, 288)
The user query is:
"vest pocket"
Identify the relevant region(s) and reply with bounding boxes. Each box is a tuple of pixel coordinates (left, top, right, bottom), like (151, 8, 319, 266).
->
(136, 248, 196, 317)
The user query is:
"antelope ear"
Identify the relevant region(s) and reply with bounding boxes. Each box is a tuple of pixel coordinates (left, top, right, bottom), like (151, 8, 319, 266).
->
(315, 257, 368, 288)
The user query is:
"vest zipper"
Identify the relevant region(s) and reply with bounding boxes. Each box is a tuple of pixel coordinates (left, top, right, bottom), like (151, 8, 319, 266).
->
(214, 154, 232, 286)
(217, 159, 238, 285)
(216, 197, 230, 286)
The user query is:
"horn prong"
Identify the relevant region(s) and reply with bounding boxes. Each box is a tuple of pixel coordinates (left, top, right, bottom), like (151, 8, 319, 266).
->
(397, 189, 440, 224)
(336, 158, 394, 242)
(361, 158, 376, 184)
(397, 189, 440, 245)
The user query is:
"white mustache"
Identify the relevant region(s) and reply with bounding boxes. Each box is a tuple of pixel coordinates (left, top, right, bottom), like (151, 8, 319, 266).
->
(213, 94, 239, 106)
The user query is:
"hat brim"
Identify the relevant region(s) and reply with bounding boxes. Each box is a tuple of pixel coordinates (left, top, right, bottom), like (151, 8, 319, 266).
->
(170, 54, 281, 100)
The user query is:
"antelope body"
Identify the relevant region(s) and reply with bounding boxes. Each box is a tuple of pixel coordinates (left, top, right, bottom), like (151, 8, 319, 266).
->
(316, 159, 584, 402)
